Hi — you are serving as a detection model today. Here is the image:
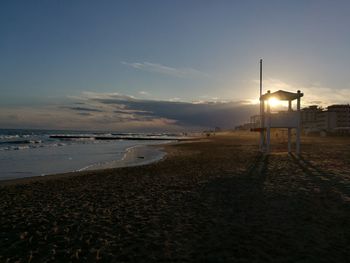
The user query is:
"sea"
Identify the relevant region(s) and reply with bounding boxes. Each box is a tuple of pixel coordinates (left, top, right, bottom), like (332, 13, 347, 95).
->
(0, 129, 180, 181)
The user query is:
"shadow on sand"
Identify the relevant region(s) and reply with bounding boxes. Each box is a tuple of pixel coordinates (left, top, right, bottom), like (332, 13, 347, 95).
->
(185, 153, 350, 262)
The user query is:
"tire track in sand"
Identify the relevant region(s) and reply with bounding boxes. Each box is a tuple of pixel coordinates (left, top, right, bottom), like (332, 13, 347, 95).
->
(290, 153, 350, 203)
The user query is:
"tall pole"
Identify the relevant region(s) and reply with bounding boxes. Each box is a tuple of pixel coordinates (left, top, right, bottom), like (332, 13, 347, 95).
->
(260, 59, 263, 97)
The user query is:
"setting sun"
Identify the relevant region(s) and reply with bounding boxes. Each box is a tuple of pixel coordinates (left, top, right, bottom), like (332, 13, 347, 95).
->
(268, 97, 280, 107)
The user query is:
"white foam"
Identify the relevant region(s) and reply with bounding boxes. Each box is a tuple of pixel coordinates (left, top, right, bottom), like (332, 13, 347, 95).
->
(0, 140, 172, 180)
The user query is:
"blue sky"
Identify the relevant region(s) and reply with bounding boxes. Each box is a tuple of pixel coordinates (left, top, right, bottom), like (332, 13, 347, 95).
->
(1, 0, 350, 130)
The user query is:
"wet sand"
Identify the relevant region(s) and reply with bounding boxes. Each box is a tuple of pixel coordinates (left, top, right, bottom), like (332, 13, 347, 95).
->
(1, 132, 350, 262)
(80, 144, 168, 171)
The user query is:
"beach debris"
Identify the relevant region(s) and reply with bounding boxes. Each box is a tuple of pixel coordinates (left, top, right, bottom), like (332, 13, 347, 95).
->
(96, 249, 102, 261)
(75, 249, 82, 260)
(28, 251, 33, 263)
(52, 225, 59, 233)
(20, 231, 28, 240)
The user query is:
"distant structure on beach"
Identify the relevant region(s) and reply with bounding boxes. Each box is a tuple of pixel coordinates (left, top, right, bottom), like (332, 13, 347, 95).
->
(246, 59, 304, 154)
(255, 89, 303, 154)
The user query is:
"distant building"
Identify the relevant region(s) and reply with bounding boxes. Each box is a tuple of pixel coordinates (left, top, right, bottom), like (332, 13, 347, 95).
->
(235, 122, 254, 131)
(301, 104, 350, 135)
(250, 115, 261, 130)
(301, 105, 325, 133)
(243, 104, 350, 136)
(327, 104, 350, 130)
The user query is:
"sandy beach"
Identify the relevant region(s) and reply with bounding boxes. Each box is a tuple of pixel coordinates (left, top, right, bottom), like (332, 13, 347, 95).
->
(1, 132, 350, 262)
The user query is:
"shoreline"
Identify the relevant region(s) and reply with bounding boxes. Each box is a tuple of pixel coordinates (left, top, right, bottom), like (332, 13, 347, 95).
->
(78, 143, 168, 171)
(0, 140, 175, 185)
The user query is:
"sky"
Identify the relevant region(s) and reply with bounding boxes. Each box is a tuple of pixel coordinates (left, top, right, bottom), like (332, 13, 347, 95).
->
(1, 0, 350, 131)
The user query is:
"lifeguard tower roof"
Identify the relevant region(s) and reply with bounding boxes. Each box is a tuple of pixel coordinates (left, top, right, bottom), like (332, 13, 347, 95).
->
(260, 90, 303, 101)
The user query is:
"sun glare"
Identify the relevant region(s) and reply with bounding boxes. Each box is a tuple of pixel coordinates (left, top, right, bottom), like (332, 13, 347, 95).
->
(268, 97, 280, 107)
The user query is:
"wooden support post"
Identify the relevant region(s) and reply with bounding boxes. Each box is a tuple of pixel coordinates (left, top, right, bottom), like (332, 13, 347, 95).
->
(266, 96, 271, 154)
(296, 91, 301, 155)
(260, 100, 265, 152)
(288, 100, 292, 153)
(288, 128, 292, 153)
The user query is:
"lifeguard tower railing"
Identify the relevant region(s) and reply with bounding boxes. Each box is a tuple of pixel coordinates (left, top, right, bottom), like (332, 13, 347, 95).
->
(251, 111, 299, 130)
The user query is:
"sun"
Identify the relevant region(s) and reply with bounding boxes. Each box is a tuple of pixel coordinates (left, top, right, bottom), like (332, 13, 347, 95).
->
(268, 97, 280, 107)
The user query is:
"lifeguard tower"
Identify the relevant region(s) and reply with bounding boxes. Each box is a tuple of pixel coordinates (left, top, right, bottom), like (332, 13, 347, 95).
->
(255, 59, 303, 154)
(259, 89, 303, 154)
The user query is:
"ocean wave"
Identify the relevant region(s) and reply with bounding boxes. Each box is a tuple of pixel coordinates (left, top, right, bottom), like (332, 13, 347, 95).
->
(0, 139, 42, 145)
(12, 146, 30, 150)
(0, 134, 33, 140)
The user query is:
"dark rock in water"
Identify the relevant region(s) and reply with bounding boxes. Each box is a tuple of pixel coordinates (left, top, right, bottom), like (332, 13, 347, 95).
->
(137, 156, 145, 159)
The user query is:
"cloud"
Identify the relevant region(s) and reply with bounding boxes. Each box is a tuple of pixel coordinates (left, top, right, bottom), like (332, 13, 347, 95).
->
(0, 92, 258, 131)
(301, 85, 350, 106)
(252, 78, 350, 106)
(79, 91, 136, 101)
(62, 106, 103, 112)
(168, 97, 182, 102)
(77, 112, 92, 116)
(85, 92, 258, 129)
(3, 80, 349, 131)
(0, 105, 178, 131)
(139, 91, 149, 96)
(121, 61, 208, 78)
(254, 78, 292, 91)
